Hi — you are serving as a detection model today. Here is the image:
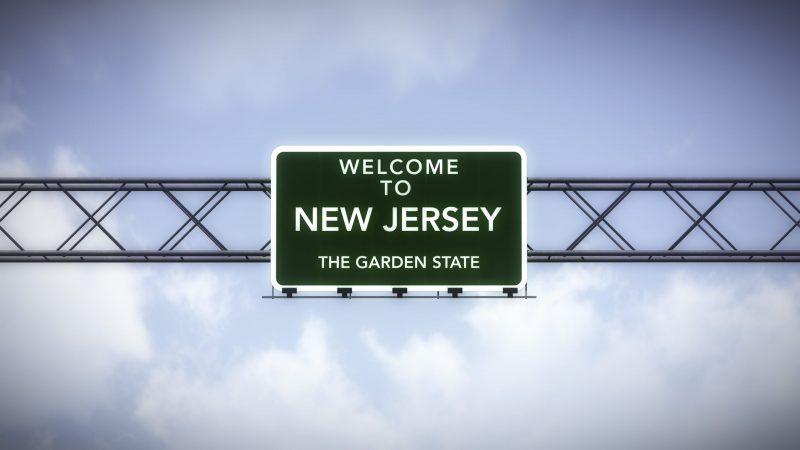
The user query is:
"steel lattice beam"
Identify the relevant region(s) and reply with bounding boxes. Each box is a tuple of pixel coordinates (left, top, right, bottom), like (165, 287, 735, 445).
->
(1, 177, 799, 263)
(0, 179, 271, 263)
(528, 178, 800, 262)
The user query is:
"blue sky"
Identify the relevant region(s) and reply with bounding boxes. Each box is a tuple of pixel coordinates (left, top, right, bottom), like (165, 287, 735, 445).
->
(1, 1, 800, 449)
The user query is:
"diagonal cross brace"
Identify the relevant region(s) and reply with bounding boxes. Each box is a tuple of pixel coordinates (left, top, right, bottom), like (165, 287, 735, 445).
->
(0, 190, 30, 223)
(58, 184, 127, 250)
(260, 188, 272, 250)
(161, 185, 227, 251)
(667, 184, 736, 250)
(0, 186, 30, 250)
(564, 187, 635, 250)
(764, 188, 800, 250)
(169, 191, 230, 251)
(0, 185, 23, 211)
(668, 184, 734, 251)
(69, 191, 130, 251)
(563, 191, 625, 250)
(663, 191, 726, 250)
(567, 184, 633, 251)
(59, 185, 126, 250)
(775, 188, 800, 216)
(0, 225, 22, 250)
(160, 184, 227, 250)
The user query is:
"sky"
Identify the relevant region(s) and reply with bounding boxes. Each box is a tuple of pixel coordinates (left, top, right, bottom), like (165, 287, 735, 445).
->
(1, 0, 800, 449)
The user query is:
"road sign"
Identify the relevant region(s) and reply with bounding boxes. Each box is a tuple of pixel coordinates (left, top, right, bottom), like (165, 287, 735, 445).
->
(271, 146, 526, 291)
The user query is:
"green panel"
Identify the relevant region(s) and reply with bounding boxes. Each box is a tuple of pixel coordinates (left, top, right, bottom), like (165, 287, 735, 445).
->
(273, 149, 524, 288)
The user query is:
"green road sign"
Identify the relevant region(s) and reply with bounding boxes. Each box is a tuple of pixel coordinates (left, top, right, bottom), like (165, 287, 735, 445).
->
(271, 146, 526, 291)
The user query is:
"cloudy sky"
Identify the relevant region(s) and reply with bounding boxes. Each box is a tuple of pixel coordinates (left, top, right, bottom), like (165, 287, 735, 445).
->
(1, 1, 800, 449)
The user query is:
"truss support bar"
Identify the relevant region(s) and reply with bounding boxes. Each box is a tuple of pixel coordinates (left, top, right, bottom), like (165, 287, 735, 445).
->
(528, 250, 800, 263)
(0, 251, 270, 263)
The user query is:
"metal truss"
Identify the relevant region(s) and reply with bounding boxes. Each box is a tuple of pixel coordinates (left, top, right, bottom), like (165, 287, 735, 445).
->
(528, 178, 800, 262)
(0, 178, 271, 262)
(1, 177, 799, 263)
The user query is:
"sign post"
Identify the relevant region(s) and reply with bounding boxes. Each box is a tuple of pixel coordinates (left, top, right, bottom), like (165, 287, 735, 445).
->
(271, 146, 526, 291)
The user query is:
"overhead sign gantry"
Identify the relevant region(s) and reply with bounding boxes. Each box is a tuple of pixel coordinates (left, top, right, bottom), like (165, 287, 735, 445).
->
(0, 156, 798, 276)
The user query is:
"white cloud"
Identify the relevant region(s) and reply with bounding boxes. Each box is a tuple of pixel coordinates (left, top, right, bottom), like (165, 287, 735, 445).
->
(0, 102, 26, 137)
(134, 266, 800, 450)
(0, 264, 151, 426)
(52, 146, 89, 177)
(363, 329, 466, 403)
(148, 0, 513, 109)
(156, 267, 234, 329)
(0, 155, 150, 427)
(362, 330, 468, 448)
(0, 156, 28, 176)
(136, 320, 401, 450)
(366, 267, 800, 449)
(0, 72, 26, 139)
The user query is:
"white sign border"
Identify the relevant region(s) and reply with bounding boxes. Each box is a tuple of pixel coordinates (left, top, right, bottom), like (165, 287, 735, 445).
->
(270, 145, 527, 292)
